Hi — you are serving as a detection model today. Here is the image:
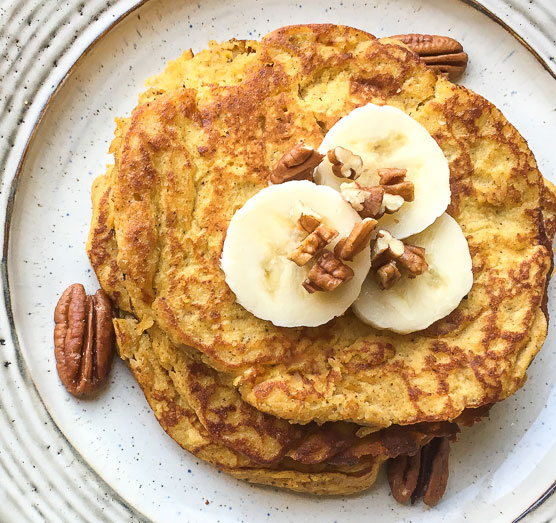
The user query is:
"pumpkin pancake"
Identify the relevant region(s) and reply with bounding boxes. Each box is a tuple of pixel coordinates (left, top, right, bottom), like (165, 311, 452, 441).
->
(92, 169, 466, 494)
(97, 24, 554, 430)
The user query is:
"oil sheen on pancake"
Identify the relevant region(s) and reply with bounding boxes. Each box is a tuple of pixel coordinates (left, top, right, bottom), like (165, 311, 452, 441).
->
(89, 25, 554, 436)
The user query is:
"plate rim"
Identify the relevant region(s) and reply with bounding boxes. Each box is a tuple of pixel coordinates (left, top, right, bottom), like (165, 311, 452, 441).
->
(3, 0, 555, 520)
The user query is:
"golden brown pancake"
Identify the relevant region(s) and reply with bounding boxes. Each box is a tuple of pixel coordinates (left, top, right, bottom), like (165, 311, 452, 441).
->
(89, 105, 460, 497)
(96, 24, 554, 430)
(87, 25, 555, 494)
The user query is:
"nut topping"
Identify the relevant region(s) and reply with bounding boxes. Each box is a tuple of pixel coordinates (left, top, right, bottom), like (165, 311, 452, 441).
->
(303, 251, 354, 293)
(54, 284, 115, 397)
(340, 177, 407, 220)
(377, 167, 407, 186)
(378, 167, 415, 202)
(397, 244, 428, 277)
(270, 143, 324, 184)
(371, 230, 405, 268)
(371, 230, 428, 288)
(387, 451, 421, 504)
(334, 218, 377, 261)
(297, 206, 322, 234)
(376, 261, 402, 290)
(288, 224, 338, 266)
(382, 193, 405, 214)
(388, 437, 451, 506)
(340, 182, 379, 213)
(392, 34, 468, 80)
(327, 146, 363, 180)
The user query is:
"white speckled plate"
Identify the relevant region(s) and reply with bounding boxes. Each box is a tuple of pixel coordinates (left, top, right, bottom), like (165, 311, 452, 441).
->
(2, 0, 555, 521)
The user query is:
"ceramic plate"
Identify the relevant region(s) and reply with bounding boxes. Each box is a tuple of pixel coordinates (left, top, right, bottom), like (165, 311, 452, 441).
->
(2, 0, 555, 521)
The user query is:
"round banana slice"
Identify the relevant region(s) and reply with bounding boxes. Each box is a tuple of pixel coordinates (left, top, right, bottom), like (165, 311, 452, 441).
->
(221, 181, 371, 327)
(352, 213, 473, 334)
(315, 103, 450, 239)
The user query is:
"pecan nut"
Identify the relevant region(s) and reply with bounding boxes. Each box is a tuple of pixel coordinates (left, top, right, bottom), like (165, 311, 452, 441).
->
(378, 167, 415, 202)
(371, 230, 428, 288)
(303, 251, 354, 293)
(335, 218, 377, 261)
(297, 206, 322, 234)
(387, 451, 421, 504)
(376, 260, 402, 290)
(270, 143, 324, 184)
(54, 284, 115, 397)
(341, 182, 405, 220)
(387, 436, 451, 507)
(371, 230, 405, 268)
(392, 34, 468, 80)
(288, 224, 338, 266)
(398, 244, 428, 277)
(327, 146, 363, 180)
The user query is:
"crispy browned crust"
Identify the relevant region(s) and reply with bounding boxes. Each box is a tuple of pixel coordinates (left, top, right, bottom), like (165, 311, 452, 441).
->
(99, 24, 553, 429)
(113, 316, 386, 495)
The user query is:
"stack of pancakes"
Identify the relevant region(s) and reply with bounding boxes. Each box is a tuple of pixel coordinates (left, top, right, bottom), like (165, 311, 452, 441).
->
(87, 25, 556, 495)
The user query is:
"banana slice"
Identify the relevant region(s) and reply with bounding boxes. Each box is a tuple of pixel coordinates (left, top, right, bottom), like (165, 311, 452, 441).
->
(353, 214, 473, 334)
(221, 181, 371, 327)
(315, 103, 450, 239)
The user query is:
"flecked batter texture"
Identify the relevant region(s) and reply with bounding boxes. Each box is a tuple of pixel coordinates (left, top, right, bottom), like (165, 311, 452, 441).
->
(87, 25, 555, 491)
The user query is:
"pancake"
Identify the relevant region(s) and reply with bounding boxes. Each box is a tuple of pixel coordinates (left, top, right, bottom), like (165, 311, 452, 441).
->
(92, 169, 467, 494)
(98, 24, 554, 430)
(113, 316, 385, 495)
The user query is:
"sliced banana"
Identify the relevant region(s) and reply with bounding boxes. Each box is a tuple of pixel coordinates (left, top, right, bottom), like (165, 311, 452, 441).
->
(221, 181, 371, 327)
(353, 214, 473, 334)
(315, 103, 451, 239)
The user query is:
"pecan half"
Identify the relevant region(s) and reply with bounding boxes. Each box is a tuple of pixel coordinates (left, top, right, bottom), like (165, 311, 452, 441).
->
(392, 34, 468, 80)
(388, 436, 451, 507)
(387, 451, 421, 504)
(288, 224, 338, 266)
(54, 284, 115, 397)
(303, 251, 354, 293)
(327, 146, 363, 180)
(335, 218, 377, 261)
(270, 143, 324, 184)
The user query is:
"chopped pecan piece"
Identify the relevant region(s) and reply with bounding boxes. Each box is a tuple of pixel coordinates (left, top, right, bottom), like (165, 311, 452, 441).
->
(288, 224, 338, 266)
(334, 218, 377, 261)
(371, 230, 405, 268)
(376, 261, 402, 290)
(297, 206, 322, 234)
(340, 182, 404, 219)
(377, 167, 407, 185)
(398, 244, 428, 277)
(378, 167, 415, 202)
(270, 143, 324, 184)
(382, 193, 405, 214)
(388, 436, 451, 507)
(360, 186, 386, 218)
(371, 230, 428, 288)
(327, 146, 363, 180)
(303, 251, 354, 293)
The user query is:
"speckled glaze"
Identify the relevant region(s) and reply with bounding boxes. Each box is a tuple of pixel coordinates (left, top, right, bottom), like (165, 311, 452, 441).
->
(1, 1, 555, 521)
